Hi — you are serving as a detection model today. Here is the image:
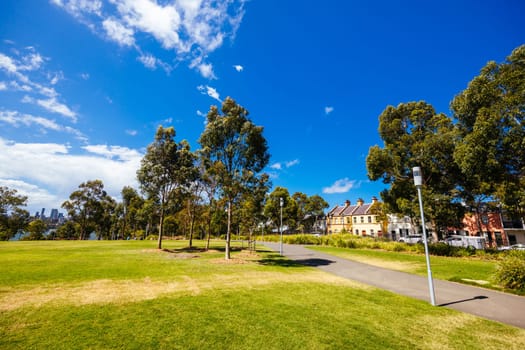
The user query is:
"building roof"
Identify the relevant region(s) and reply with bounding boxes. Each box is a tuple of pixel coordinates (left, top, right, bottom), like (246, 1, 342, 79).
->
(328, 199, 378, 217)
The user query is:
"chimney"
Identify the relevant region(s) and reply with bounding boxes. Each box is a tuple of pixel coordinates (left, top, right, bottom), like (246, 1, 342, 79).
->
(344, 200, 351, 207)
(371, 196, 378, 204)
(357, 198, 364, 206)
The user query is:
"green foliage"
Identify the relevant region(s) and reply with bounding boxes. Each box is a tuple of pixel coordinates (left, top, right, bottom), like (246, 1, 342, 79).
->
(199, 97, 270, 258)
(0, 186, 29, 240)
(26, 219, 47, 240)
(495, 251, 525, 292)
(452, 45, 525, 217)
(137, 126, 197, 249)
(61, 180, 115, 240)
(366, 101, 464, 232)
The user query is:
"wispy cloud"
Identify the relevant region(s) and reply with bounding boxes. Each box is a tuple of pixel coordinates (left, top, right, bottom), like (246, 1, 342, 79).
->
(197, 85, 221, 102)
(322, 178, 356, 194)
(270, 159, 300, 171)
(233, 64, 243, 72)
(0, 110, 85, 140)
(52, 0, 247, 78)
(0, 47, 77, 122)
(325, 106, 334, 115)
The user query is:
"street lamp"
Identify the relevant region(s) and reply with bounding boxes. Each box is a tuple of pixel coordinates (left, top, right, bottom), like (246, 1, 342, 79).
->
(413, 166, 436, 306)
(279, 197, 284, 256)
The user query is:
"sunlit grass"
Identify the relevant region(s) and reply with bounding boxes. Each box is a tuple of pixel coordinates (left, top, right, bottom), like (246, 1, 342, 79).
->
(308, 245, 498, 286)
(1, 240, 524, 349)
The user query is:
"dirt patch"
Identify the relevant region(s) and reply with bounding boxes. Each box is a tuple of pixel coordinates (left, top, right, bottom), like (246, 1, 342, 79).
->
(211, 251, 261, 264)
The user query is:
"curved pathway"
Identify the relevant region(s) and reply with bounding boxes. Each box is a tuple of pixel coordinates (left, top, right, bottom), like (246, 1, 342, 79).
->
(263, 242, 525, 329)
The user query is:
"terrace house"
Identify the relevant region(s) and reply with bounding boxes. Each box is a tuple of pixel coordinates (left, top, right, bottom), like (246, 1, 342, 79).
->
(326, 197, 383, 237)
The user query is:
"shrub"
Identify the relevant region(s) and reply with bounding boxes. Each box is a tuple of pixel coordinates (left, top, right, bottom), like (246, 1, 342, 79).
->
(428, 242, 454, 256)
(494, 251, 525, 291)
(392, 243, 407, 252)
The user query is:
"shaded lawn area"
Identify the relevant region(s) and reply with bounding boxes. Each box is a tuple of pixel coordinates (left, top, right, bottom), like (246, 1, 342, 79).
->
(1, 240, 524, 350)
(307, 245, 498, 287)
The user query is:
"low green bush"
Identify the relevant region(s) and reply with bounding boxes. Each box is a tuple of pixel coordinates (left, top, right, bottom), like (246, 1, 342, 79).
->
(494, 251, 525, 292)
(428, 242, 454, 256)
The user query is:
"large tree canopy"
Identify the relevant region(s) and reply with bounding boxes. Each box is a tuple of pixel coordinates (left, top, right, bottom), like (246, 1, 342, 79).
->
(451, 44, 525, 217)
(137, 126, 197, 249)
(199, 97, 270, 259)
(366, 101, 464, 235)
(62, 180, 114, 240)
(0, 186, 29, 240)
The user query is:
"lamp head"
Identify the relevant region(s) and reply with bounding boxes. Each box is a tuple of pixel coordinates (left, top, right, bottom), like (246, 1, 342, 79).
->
(412, 167, 423, 187)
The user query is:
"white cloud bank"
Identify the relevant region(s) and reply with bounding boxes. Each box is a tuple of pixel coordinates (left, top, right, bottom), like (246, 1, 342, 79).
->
(322, 178, 356, 194)
(0, 137, 143, 214)
(52, 0, 247, 78)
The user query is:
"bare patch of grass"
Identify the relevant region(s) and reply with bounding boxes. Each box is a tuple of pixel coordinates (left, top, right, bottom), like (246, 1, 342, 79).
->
(0, 270, 366, 311)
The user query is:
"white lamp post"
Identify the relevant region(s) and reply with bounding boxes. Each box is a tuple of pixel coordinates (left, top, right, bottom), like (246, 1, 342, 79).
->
(279, 197, 284, 256)
(413, 166, 436, 306)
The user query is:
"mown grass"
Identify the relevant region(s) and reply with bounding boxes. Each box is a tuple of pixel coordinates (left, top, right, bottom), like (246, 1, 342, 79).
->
(1, 240, 524, 349)
(307, 246, 500, 287)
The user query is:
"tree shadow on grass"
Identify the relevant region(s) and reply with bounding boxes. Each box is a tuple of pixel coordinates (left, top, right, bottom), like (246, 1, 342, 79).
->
(258, 254, 335, 268)
(161, 246, 208, 254)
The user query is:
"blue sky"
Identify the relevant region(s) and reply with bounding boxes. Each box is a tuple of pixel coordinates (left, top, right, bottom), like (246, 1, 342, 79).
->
(1, 0, 524, 215)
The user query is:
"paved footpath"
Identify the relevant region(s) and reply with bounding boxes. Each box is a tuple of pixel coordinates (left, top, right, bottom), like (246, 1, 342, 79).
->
(263, 242, 525, 329)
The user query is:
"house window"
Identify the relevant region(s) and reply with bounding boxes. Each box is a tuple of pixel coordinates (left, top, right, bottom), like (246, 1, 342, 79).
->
(346, 217, 350, 224)
(370, 229, 374, 235)
(353, 217, 357, 224)
(368, 216, 372, 223)
(481, 215, 489, 225)
(360, 217, 364, 223)
(355, 229, 359, 235)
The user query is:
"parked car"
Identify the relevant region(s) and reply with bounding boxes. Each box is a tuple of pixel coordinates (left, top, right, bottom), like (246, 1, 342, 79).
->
(497, 244, 525, 251)
(442, 235, 485, 250)
(398, 235, 423, 244)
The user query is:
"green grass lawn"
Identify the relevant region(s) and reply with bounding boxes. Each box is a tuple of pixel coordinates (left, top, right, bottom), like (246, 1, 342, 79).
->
(1, 240, 524, 349)
(307, 246, 499, 288)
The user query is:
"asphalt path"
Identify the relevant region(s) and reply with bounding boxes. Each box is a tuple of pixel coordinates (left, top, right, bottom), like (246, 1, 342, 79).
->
(262, 242, 525, 329)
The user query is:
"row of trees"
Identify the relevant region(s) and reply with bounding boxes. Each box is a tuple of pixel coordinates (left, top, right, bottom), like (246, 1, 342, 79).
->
(366, 45, 525, 237)
(0, 97, 329, 261)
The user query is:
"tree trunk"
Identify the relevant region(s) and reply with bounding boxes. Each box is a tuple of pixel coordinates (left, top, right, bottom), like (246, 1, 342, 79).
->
(225, 200, 231, 260)
(157, 205, 164, 250)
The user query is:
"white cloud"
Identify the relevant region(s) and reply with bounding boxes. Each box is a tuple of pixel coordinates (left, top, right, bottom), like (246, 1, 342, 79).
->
(322, 178, 356, 194)
(196, 62, 215, 79)
(233, 64, 243, 72)
(52, 0, 247, 78)
(125, 129, 137, 136)
(0, 53, 18, 73)
(271, 159, 299, 171)
(103, 17, 135, 46)
(0, 81, 6, 90)
(1, 48, 77, 121)
(49, 71, 64, 85)
(36, 97, 77, 121)
(137, 53, 156, 69)
(80, 73, 90, 80)
(197, 84, 221, 102)
(0, 110, 85, 140)
(286, 159, 299, 168)
(0, 137, 142, 213)
(325, 106, 334, 115)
